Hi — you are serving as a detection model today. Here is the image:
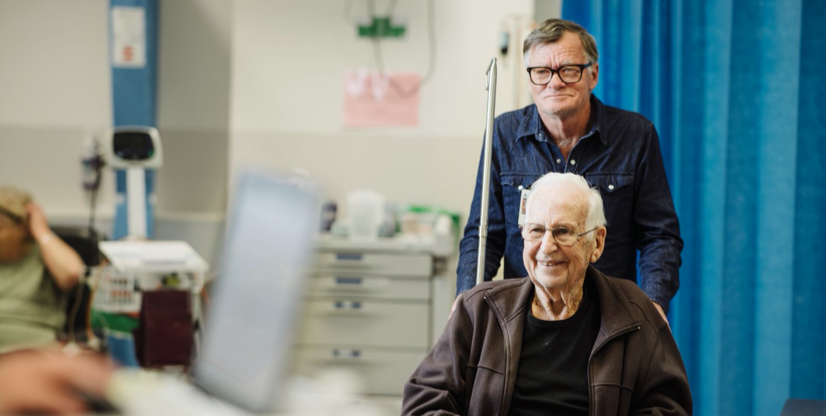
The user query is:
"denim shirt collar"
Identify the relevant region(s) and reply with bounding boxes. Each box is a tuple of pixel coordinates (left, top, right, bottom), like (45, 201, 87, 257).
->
(516, 94, 608, 146)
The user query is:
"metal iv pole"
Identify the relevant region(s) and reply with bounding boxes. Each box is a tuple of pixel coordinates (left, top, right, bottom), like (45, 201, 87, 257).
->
(476, 58, 498, 287)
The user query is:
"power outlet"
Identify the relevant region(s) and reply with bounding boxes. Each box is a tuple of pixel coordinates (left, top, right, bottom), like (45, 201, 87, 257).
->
(358, 16, 406, 38)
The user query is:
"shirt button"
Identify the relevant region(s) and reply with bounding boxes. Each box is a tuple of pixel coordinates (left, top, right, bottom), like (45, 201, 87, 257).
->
(608, 184, 615, 190)
(556, 159, 562, 164)
(518, 185, 524, 191)
(570, 159, 576, 165)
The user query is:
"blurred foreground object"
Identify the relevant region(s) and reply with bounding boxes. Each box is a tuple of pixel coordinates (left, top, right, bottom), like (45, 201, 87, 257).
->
(0, 349, 112, 415)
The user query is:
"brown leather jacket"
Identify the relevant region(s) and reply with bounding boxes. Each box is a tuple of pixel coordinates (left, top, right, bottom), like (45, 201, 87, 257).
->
(402, 266, 692, 416)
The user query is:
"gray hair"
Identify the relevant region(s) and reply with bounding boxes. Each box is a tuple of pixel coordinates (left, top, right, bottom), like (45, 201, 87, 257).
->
(523, 18, 599, 69)
(525, 172, 607, 233)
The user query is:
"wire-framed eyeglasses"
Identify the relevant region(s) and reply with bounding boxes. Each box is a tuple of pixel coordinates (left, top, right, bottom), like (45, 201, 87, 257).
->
(526, 62, 593, 85)
(519, 223, 599, 246)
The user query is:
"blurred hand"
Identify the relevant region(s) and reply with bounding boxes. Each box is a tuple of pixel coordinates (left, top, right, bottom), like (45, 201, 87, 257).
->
(653, 302, 670, 330)
(0, 350, 113, 415)
(26, 203, 51, 240)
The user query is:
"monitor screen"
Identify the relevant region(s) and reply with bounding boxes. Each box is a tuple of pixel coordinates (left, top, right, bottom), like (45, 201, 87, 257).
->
(113, 132, 155, 160)
(194, 173, 319, 412)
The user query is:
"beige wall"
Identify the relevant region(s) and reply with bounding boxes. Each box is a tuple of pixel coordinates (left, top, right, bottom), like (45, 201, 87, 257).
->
(0, 0, 560, 270)
(0, 0, 232, 266)
(0, 0, 112, 216)
(155, 0, 232, 215)
(229, 0, 537, 219)
(0, 0, 231, 219)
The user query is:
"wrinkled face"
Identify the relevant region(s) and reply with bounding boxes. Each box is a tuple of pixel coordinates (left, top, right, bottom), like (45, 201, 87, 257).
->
(526, 31, 598, 119)
(0, 215, 29, 263)
(522, 186, 604, 293)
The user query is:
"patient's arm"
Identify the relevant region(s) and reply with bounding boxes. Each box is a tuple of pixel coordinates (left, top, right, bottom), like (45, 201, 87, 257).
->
(631, 323, 692, 416)
(27, 203, 84, 291)
(402, 297, 473, 416)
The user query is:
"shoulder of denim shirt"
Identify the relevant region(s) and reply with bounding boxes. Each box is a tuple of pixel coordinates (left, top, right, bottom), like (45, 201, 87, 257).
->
(594, 94, 659, 146)
(491, 104, 541, 143)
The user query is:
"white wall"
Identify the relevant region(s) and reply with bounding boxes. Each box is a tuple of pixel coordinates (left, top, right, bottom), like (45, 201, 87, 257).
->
(0, 0, 112, 214)
(0, 0, 560, 272)
(0, 1, 112, 128)
(0, 0, 231, 218)
(155, 0, 232, 215)
(229, 0, 537, 219)
(535, 0, 563, 23)
(0, 0, 232, 267)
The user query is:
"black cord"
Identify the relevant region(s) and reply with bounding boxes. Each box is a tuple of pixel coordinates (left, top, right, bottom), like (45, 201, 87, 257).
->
(68, 264, 86, 344)
(69, 161, 103, 344)
(88, 179, 99, 252)
(366, 0, 437, 99)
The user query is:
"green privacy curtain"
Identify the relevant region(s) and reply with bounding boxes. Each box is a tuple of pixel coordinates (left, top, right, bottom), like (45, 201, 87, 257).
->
(562, 1, 826, 415)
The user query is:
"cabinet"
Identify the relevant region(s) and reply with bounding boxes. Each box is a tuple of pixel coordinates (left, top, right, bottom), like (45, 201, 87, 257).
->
(294, 237, 446, 396)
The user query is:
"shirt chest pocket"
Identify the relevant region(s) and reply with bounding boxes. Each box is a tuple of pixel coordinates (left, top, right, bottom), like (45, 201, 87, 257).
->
(501, 175, 539, 226)
(584, 173, 635, 227)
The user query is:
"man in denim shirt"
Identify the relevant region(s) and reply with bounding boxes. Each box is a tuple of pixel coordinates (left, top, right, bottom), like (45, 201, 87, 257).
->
(456, 18, 682, 322)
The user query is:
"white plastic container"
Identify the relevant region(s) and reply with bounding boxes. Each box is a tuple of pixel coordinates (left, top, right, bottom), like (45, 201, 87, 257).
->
(346, 190, 385, 240)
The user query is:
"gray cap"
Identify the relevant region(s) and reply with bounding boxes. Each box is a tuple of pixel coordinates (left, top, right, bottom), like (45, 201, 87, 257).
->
(0, 186, 32, 223)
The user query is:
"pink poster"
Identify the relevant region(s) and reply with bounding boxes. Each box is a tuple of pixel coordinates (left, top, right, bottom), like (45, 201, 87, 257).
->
(343, 70, 420, 127)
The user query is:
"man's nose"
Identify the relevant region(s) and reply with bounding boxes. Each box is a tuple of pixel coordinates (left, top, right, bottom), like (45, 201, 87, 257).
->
(539, 231, 559, 255)
(548, 71, 566, 89)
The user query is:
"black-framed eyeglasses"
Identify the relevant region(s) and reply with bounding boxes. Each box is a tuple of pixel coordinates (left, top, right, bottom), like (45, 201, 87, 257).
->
(526, 63, 593, 85)
(519, 223, 599, 246)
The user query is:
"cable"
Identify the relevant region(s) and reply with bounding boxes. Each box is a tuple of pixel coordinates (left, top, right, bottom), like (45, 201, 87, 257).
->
(68, 156, 103, 344)
(67, 267, 86, 344)
(88, 176, 99, 253)
(366, 0, 437, 99)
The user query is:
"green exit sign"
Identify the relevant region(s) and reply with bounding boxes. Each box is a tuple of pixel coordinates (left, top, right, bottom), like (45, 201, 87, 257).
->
(358, 17, 406, 38)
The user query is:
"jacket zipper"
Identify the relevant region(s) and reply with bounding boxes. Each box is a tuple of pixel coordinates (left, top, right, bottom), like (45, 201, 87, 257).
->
(587, 325, 641, 416)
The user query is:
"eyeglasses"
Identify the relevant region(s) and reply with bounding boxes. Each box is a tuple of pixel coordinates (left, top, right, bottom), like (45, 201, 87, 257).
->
(526, 63, 593, 85)
(519, 223, 599, 246)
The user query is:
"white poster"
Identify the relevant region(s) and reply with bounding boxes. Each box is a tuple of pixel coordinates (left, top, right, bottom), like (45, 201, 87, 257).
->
(111, 6, 146, 68)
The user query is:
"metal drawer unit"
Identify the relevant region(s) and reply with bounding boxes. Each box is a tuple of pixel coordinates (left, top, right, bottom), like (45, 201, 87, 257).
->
(295, 347, 428, 396)
(294, 239, 436, 397)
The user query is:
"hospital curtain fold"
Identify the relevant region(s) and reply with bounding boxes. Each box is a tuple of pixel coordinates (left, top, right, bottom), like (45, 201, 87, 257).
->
(561, 1, 826, 416)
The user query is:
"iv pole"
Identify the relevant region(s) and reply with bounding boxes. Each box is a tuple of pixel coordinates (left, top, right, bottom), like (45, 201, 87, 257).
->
(476, 58, 498, 287)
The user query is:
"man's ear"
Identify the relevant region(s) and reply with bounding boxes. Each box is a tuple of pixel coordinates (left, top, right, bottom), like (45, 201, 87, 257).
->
(589, 62, 599, 91)
(590, 226, 607, 263)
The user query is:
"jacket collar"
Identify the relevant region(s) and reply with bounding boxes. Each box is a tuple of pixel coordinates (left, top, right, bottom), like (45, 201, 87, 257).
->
(484, 265, 639, 345)
(516, 94, 608, 146)
(587, 265, 641, 345)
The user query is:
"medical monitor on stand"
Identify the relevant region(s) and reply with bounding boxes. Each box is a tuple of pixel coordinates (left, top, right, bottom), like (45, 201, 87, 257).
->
(103, 126, 163, 239)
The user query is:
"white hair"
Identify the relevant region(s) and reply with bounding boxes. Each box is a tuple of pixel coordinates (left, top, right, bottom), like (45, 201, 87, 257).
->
(525, 172, 607, 233)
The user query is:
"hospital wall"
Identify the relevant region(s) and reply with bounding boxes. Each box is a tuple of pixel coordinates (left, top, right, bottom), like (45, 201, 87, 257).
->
(229, 0, 536, 216)
(0, 0, 558, 283)
(0, 0, 232, 265)
(228, 0, 541, 311)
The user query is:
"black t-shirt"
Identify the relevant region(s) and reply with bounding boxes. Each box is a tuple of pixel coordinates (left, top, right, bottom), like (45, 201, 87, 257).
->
(508, 277, 601, 416)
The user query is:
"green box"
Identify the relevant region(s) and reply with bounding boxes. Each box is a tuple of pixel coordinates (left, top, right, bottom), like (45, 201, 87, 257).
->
(358, 16, 406, 38)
